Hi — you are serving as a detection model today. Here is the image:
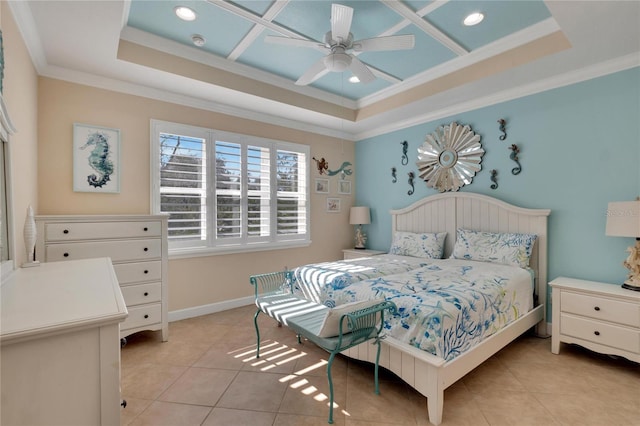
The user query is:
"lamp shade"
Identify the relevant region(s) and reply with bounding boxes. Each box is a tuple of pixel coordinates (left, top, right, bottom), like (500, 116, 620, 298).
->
(606, 201, 640, 237)
(349, 206, 371, 225)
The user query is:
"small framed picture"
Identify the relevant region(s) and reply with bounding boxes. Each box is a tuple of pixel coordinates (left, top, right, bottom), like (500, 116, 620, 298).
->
(73, 123, 121, 193)
(326, 197, 341, 213)
(315, 178, 329, 193)
(338, 180, 351, 195)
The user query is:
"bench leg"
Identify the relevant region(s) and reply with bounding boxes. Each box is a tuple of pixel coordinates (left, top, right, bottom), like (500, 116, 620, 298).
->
(326, 351, 337, 424)
(374, 339, 381, 395)
(253, 309, 261, 358)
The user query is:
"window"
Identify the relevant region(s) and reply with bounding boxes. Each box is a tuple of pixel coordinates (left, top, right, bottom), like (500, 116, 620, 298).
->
(151, 120, 310, 256)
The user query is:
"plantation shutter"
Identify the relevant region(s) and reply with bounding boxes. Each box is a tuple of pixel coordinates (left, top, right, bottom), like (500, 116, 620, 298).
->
(215, 140, 242, 241)
(276, 149, 307, 238)
(247, 145, 271, 241)
(159, 133, 207, 245)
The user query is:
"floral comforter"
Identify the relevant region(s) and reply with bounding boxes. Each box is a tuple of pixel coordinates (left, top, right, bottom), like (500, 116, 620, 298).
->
(293, 254, 430, 303)
(322, 259, 534, 361)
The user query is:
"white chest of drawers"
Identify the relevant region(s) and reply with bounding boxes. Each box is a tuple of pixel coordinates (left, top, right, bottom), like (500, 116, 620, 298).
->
(36, 214, 169, 341)
(550, 277, 640, 362)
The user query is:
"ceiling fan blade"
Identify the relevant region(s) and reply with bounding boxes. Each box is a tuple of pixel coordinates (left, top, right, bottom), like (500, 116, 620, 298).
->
(349, 55, 376, 84)
(264, 35, 328, 53)
(353, 34, 415, 52)
(331, 4, 353, 44)
(295, 57, 329, 86)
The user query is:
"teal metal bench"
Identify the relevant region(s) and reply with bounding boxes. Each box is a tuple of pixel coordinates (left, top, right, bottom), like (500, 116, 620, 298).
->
(250, 270, 395, 424)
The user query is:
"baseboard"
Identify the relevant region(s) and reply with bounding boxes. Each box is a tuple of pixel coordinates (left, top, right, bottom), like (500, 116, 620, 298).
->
(168, 296, 254, 322)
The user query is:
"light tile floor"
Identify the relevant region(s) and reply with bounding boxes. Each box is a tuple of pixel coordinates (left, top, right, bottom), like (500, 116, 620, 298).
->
(121, 305, 640, 426)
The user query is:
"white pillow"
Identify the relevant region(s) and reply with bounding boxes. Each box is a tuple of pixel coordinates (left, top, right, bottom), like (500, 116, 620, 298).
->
(317, 298, 384, 338)
(451, 228, 537, 268)
(389, 231, 447, 259)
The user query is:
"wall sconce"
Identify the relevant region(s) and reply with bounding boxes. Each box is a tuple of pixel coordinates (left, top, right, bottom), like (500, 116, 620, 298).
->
(349, 206, 371, 249)
(606, 199, 640, 291)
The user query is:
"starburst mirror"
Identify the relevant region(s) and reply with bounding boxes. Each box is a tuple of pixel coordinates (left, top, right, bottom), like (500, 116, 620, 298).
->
(416, 122, 485, 192)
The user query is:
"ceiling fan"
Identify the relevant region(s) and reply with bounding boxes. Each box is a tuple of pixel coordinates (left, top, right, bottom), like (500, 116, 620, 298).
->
(265, 3, 415, 86)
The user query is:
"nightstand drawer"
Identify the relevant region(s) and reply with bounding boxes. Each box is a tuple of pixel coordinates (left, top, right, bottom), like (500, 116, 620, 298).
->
(561, 313, 640, 353)
(113, 261, 162, 284)
(45, 221, 162, 241)
(45, 239, 162, 263)
(343, 249, 385, 260)
(121, 283, 162, 306)
(561, 291, 640, 327)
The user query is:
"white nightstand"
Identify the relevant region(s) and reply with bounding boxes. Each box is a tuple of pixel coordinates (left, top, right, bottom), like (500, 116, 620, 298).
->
(550, 277, 640, 362)
(342, 249, 385, 260)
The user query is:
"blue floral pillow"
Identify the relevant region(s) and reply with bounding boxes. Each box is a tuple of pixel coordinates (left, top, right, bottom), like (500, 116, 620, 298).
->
(389, 231, 447, 259)
(451, 228, 537, 268)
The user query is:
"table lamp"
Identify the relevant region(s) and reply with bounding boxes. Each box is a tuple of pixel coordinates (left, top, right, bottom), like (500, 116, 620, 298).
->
(349, 206, 371, 249)
(606, 200, 640, 291)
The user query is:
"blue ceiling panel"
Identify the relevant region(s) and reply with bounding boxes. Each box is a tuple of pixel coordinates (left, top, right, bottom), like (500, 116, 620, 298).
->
(272, 1, 336, 41)
(238, 30, 326, 82)
(358, 26, 457, 80)
(272, 0, 405, 42)
(127, 1, 255, 57)
(428, 1, 552, 51)
(232, 0, 274, 16)
(310, 71, 391, 100)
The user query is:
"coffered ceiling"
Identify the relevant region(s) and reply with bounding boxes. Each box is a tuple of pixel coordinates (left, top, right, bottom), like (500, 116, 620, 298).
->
(9, 1, 640, 139)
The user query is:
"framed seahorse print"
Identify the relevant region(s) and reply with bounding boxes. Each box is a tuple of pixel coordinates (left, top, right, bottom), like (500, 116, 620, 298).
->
(73, 123, 121, 193)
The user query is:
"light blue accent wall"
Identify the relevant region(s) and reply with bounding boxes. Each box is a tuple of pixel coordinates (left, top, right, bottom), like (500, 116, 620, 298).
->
(355, 68, 640, 295)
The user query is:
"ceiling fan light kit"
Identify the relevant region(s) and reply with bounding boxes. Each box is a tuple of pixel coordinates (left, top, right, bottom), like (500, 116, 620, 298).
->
(323, 50, 351, 72)
(265, 3, 415, 86)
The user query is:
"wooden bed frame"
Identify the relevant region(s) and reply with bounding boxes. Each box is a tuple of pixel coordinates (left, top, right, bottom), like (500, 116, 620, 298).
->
(342, 192, 550, 425)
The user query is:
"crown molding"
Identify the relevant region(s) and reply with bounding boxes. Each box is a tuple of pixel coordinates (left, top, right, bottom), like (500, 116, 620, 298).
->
(37, 63, 356, 141)
(119, 26, 358, 110)
(7, 0, 47, 72)
(357, 17, 561, 108)
(353, 53, 640, 141)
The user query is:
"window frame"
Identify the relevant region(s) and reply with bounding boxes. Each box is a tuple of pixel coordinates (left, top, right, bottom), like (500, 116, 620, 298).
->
(0, 99, 17, 283)
(150, 119, 311, 258)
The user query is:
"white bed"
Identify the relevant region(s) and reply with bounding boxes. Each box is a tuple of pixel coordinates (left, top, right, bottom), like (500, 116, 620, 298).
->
(338, 192, 550, 425)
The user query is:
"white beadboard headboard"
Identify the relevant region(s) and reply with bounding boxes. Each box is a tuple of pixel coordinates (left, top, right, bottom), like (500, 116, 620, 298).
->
(390, 192, 551, 325)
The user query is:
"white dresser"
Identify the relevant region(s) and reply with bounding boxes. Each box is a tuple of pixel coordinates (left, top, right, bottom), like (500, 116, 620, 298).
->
(1, 258, 128, 425)
(550, 277, 640, 362)
(36, 214, 169, 341)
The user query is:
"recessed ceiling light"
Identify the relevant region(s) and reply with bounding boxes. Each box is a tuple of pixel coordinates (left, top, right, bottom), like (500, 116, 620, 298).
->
(175, 6, 197, 21)
(349, 75, 360, 83)
(191, 34, 206, 47)
(463, 12, 484, 26)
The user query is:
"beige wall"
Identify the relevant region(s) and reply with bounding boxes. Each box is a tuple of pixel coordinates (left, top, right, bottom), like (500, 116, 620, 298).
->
(37, 78, 355, 311)
(3, 3, 39, 267)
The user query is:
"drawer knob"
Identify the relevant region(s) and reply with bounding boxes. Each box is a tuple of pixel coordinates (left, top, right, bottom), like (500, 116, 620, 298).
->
(594, 331, 600, 336)
(63, 229, 69, 234)
(143, 247, 148, 252)
(144, 292, 149, 296)
(143, 227, 148, 231)
(63, 253, 69, 257)
(144, 314, 149, 319)
(594, 306, 600, 311)
(144, 270, 149, 274)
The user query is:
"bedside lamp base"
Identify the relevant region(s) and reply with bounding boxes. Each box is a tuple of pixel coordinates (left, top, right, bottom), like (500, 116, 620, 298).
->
(621, 238, 640, 292)
(622, 283, 640, 291)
